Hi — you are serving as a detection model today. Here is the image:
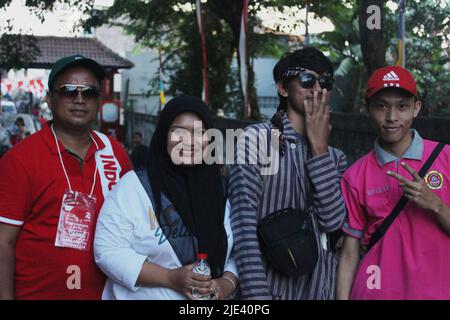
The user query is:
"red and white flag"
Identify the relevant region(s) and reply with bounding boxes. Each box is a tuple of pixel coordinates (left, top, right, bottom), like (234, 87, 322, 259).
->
(196, 0, 209, 104)
(37, 79, 45, 93)
(239, 0, 250, 117)
(2, 78, 45, 97)
(0, 79, 8, 95)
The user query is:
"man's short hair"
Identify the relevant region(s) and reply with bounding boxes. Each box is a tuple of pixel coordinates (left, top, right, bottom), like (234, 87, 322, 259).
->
(134, 132, 143, 138)
(273, 47, 333, 84)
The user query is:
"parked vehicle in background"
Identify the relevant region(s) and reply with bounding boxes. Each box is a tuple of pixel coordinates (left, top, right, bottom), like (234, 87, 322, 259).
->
(0, 100, 17, 114)
(0, 123, 10, 158)
(0, 113, 39, 134)
(0, 113, 40, 148)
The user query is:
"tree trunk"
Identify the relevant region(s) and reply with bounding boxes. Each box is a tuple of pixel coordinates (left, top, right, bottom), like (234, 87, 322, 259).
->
(247, 60, 260, 119)
(358, 0, 387, 75)
(208, 0, 260, 120)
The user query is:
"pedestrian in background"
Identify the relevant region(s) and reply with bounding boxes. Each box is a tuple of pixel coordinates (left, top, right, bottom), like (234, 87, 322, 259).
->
(130, 131, 149, 170)
(9, 117, 26, 146)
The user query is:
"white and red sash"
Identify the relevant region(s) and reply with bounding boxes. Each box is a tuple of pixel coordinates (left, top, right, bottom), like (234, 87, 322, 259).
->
(94, 131, 122, 198)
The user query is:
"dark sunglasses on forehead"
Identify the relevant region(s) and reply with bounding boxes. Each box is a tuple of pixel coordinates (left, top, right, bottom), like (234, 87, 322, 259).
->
(56, 84, 101, 99)
(283, 67, 334, 90)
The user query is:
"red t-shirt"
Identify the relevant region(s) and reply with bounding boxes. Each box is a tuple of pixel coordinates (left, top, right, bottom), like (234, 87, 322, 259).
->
(0, 123, 132, 299)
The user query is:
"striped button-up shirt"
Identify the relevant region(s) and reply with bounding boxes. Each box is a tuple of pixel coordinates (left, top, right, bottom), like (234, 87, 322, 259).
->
(229, 114, 347, 300)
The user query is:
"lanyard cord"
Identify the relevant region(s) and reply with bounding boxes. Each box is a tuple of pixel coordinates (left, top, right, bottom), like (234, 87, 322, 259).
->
(51, 124, 99, 197)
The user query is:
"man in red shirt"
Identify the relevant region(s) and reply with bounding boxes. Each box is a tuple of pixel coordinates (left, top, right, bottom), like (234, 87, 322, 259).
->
(0, 55, 132, 299)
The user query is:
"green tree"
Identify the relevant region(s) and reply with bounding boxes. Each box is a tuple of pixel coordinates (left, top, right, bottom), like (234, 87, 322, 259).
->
(0, 29, 40, 72)
(314, 0, 449, 115)
(0, 21, 40, 96)
(400, 0, 449, 116)
(0, 0, 91, 71)
(1, 0, 448, 116)
(82, 0, 265, 119)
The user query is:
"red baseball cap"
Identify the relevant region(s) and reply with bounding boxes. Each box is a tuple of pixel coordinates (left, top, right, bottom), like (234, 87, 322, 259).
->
(366, 65, 418, 98)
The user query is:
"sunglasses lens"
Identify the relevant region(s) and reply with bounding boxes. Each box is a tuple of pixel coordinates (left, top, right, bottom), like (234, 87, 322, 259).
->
(58, 85, 100, 99)
(59, 85, 78, 97)
(298, 73, 334, 90)
(298, 73, 316, 89)
(319, 76, 333, 90)
(81, 87, 100, 98)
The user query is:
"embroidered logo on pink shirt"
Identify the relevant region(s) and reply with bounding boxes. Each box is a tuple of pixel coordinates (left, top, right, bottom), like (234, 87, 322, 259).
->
(425, 170, 444, 190)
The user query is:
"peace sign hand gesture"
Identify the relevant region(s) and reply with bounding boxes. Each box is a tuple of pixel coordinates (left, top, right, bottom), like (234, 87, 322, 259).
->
(387, 162, 443, 213)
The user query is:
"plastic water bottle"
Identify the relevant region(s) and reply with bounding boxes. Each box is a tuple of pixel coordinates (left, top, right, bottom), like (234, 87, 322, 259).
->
(192, 253, 211, 300)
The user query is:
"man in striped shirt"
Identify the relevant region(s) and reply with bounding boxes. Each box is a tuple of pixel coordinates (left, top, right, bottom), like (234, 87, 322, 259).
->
(229, 47, 347, 300)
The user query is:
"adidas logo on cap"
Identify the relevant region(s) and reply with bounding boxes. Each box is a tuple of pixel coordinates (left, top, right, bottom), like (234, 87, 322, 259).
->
(383, 71, 400, 81)
(383, 71, 400, 88)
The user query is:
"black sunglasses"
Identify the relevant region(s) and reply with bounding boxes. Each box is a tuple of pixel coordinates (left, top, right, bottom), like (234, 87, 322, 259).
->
(283, 67, 334, 90)
(56, 84, 101, 99)
(298, 72, 334, 91)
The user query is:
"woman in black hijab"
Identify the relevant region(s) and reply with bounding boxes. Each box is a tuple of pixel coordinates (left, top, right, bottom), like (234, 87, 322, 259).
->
(94, 95, 238, 300)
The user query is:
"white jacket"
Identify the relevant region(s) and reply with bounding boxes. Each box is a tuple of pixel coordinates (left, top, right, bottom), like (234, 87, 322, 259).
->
(94, 170, 238, 300)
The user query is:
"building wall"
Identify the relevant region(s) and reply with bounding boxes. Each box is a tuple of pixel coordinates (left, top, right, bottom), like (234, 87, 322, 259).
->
(121, 51, 163, 115)
(95, 25, 282, 118)
(253, 57, 279, 119)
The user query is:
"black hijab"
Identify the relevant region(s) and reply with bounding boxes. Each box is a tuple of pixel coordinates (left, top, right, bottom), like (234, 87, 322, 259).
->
(147, 95, 227, 277)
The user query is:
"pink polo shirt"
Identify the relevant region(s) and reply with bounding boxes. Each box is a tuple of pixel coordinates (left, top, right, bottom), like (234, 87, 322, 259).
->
(341, 130, 450, 299)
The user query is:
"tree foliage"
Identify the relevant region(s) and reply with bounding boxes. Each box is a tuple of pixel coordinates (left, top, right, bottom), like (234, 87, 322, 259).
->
(316, 0, 449, 115)
(1, 0, 449, 116)
(0, 0, 92, 71)
(0, 22, 40, 71)
(82, 0, 265, 118)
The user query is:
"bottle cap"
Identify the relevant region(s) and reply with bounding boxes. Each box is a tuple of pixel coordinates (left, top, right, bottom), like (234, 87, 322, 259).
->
(197, 253, 208, 260)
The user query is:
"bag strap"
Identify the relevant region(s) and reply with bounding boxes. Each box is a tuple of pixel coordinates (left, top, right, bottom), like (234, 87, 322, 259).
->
(367, 142, 446, 251)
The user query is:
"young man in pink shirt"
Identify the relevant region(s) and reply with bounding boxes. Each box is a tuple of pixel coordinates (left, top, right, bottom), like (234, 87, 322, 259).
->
(336, 66, 450, 300)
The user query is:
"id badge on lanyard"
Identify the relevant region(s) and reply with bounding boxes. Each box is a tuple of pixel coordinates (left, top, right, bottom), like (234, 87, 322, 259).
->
(55, 190, 97, 251)
(51, 125, 99, 251)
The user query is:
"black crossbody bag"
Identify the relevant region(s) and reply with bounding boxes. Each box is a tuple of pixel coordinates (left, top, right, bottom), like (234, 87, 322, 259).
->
(257, 157, 320, 278)
(257, 205, 318, 277)
(256, 131, 320, 278)
(367, 142, 446, 251)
